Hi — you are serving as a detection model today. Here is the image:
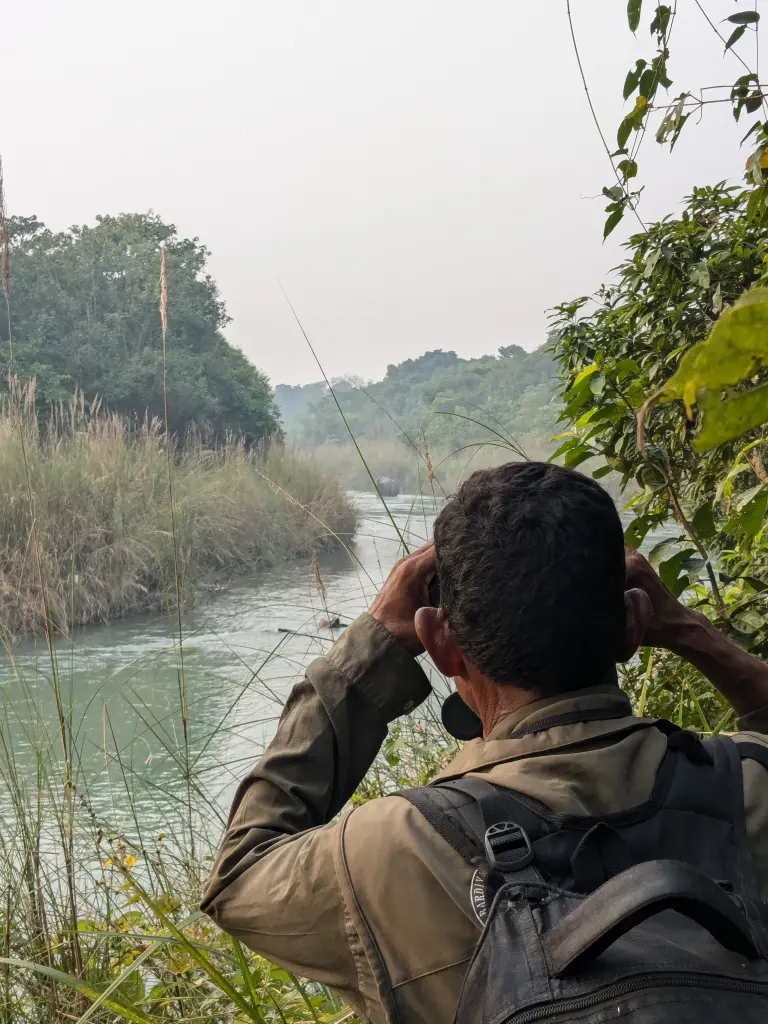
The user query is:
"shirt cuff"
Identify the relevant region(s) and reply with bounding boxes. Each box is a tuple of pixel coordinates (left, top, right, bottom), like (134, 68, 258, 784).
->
(738, 703, 768, 734)
(309, 612, 433, 723)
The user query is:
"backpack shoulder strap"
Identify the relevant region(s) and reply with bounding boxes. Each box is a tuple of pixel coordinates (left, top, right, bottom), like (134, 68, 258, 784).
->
(704, 735, 762, 901)
(736, 740, 768, 772)
(398, 784, 487, 872)
(398, 776, 549, 882)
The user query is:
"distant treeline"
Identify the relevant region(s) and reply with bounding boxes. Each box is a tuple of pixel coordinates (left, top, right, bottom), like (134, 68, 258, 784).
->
(274, 343, 559, 455)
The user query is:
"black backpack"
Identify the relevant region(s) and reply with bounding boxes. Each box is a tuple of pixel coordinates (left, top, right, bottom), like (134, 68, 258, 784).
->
(398, 717, 768, 1023)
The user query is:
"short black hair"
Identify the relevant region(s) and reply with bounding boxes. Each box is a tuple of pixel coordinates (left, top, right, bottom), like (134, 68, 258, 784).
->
(433, 462, 626, 695)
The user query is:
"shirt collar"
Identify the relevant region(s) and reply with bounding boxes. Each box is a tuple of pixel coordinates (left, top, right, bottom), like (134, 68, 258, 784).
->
(434, 684, 638, 781)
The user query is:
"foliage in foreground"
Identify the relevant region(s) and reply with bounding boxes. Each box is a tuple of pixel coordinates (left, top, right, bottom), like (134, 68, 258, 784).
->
(0, 798, 358, 1023)
(1, 213, 281, 443)
(552, 182, 768, 725)
(0, 379, 354, 637)
(595, 1, 768, 241)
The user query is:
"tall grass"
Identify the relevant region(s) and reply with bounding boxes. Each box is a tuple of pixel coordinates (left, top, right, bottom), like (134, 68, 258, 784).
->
(0, 379, 355, 638)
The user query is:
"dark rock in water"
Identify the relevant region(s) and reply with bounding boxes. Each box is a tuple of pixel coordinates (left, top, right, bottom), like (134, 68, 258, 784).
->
(201, 582, 230, 594)
(376, 477, 400, 497)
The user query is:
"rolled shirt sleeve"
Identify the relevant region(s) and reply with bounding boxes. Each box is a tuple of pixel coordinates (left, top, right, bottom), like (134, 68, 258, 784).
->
(200, 613, 432, 989)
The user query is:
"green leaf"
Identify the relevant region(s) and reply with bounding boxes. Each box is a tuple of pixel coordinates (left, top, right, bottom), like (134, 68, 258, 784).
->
(661, 287, 768, 408)
(623, 61, 645, 99)
(624, 517, 651, 548)
(643, 248, 661, 277)
(564, 446, 595, 469)
(732, 490, 768, 538)
(716, 459, 752, 501)
(603, 185, 625, 202)
(649, 537, 679, 569)
(732, 609, 765, 633)
(691, 501, 716, 539)
(604, 206, 625, 239)
(736, 483, 766, 511)
(638, 462, 666, 490)
(725, 24, 747, 51)
(726, 11, 760, 25)
(627, 0, 643, 32)
(680, 553, 706, 575)
(746, 184, 768, 222)
(638, 69, 657, 101)
(616, 358, 641, 378)
(659, 552, 686, 593)
(741, 119, 763, 144)
(592, 464, 613, 479)
(650, 4, 672, 36)
(617, 116, 634, 150)
(693, 383, 768, 452)
(619, 158, 639, 181)
(573, 363, 600, 386)
(0, 958, 154, 1024)
(688, 262, 710, 289)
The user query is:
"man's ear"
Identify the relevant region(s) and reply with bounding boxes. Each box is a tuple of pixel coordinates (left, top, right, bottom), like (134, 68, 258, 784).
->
(414, 606, 467, 678)
(617, 587, 653, 662)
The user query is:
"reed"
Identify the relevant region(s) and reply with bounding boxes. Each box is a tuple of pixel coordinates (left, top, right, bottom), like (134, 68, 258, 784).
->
(0, 379, 355, 638)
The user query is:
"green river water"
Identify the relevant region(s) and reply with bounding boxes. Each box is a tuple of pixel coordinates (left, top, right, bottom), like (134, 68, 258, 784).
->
(0, 493, 444, 846)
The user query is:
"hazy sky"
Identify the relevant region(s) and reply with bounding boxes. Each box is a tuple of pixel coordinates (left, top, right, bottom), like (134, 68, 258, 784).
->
(4, 1, 765, 385)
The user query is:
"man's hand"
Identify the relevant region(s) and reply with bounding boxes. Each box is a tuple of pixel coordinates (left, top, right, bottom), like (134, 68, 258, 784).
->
(624, 547, 702, 651)
(626, 546, 768, 722)
(369, 541, 437, 656)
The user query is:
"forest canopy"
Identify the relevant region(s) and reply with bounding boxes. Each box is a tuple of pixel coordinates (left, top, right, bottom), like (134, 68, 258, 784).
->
(275, 343, 558, 454)
(1, 212, 281, 442)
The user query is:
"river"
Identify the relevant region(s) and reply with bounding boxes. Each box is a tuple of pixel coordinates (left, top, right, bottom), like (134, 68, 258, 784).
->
(0, 493, 443, 847)
(0, 491, 675, 851)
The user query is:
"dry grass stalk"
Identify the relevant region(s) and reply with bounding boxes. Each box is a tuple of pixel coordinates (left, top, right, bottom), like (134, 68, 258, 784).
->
(311, 549, 327, 601)
(423, 437, 435, 486)
(0, 156, 9, 317)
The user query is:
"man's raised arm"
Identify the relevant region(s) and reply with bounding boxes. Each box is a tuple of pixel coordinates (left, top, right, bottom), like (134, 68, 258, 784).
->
(200, 543, 435, 985)
(626, 548, 768, 731)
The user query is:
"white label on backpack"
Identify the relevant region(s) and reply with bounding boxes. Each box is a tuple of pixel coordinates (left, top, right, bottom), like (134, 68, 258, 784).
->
(470, 869, 488, 923)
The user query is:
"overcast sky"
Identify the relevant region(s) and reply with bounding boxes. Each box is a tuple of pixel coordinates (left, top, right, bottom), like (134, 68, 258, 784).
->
(4, 1, 765, 385)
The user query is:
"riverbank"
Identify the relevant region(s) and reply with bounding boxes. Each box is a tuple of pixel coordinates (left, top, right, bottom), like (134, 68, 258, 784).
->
(0, 381, 356, 637)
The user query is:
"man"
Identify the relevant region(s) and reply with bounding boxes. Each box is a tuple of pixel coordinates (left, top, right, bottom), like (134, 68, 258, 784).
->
(201, 462, 768, 1024)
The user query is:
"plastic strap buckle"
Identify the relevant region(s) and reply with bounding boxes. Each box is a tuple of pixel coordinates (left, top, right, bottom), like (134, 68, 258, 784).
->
(484, 821, 535, 873)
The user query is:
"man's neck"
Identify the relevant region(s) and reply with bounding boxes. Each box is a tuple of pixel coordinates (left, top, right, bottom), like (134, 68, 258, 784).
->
(481, 687, 542, 738)
(463, 666, 620, 739)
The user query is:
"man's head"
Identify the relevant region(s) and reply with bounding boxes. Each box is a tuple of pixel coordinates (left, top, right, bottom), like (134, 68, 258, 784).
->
(415, 462, 650, 731)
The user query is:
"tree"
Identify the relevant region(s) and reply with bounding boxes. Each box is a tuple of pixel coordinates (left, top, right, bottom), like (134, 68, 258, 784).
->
(551, 183, 768, 729)
(583, 2, 768, 240)
(549, 4, 768, 729)
(1, 213, 281, 442)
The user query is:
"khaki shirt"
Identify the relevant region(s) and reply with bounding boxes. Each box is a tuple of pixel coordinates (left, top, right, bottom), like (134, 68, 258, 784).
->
(201, 614, 768, 1024)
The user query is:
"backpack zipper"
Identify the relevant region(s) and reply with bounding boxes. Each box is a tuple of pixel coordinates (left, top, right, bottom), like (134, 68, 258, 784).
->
(507, 972, 768, 1023)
